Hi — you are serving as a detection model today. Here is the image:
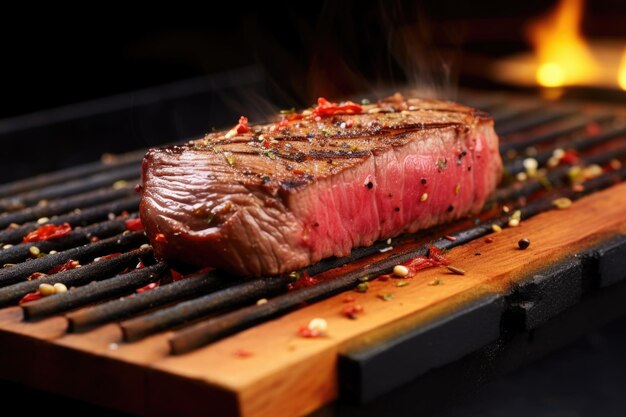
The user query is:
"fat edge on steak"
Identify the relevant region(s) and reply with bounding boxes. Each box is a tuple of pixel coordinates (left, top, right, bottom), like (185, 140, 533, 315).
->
(140, 94, 502, 276)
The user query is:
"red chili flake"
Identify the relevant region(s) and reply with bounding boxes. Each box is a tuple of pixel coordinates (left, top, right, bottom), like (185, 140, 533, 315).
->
(312, 97, 363, 118)
(136, 260, 145, 270)
(586, 122, 601, 136)
(270, 117, 291, 132)
(297, 325, 322, 338)
(444, 235, 457, 242)
(233, 349, 254, 358)
(155, 233, 168, 243)
(90, 236, 100, 242)
(234, 116, 251, 134)
(342, 304, 364, 319)
(402, 245, 450, 274)
(287, 113, 304, 121)
(288, 273, 319, 291)
(342, 295, 356, 303)
(170, 269, 184, 281)
(292, 169, 305, 175)
(484, 237, 495, 243)
(404, 256, 436, 273)
(48, 259, 80, 274)
(26, 272, 47, 281)
(23, 223, 72, 243)
(428, 245, 450, 266)
(19, 291, 42, 304)
(96, 253, 122, 261)
(134, 183, 143, 193)
(378, 274, 391, 281)
(136, 282, 159, 293)
(125, 218, 144, 232)
(560, 150, 579, 165)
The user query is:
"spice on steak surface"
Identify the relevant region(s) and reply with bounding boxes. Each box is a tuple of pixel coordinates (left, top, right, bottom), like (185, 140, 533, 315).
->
(140, 94, 502, 276)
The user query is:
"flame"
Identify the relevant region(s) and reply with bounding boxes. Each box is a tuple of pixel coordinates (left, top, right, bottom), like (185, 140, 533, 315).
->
(619, 48, 626, 91)
(527, 0, 598, 87)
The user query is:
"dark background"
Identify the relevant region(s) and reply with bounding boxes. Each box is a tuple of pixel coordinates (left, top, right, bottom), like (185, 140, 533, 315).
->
(2, 0, 625, 119)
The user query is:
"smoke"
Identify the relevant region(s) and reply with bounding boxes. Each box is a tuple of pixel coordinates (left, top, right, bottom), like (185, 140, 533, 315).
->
(305, 0, 460, 101)
(207, 0, 463, 127)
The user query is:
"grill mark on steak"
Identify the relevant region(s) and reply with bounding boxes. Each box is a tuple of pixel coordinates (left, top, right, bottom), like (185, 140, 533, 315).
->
(140, 94, 502, 276)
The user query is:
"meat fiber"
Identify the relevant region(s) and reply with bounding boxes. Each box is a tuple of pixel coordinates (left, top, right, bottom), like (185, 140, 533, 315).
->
(140, 94, 502, 276)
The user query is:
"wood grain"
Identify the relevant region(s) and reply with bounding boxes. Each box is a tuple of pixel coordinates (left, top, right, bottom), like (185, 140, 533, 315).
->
(1, 182, 626, 417)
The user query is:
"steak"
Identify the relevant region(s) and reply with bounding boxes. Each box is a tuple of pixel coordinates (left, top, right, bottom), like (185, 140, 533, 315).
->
(140, 94, 502, 277)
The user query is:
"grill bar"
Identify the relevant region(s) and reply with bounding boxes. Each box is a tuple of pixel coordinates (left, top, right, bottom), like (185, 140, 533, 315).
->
(0, 231, 146, 287)
(0, 186, 136, 229)
(120, 276, 288, 342)
(499, 113, 615, 153)
(0, 166, 139, 211)
(0, 247, 152, 308)
(66, 271, 225, 332)
(496, 108, 577, 136)
(504, 125, 626, 175)
(0, 216, 136, 265)
(22, 263, 168, 320)
(0, 150, 143, 199)
(494, 144, 626, 202)
(0, 196, 140, 244)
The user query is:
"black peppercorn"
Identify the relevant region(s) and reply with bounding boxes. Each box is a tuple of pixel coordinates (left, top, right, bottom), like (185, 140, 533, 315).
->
(518, 238, 531, 250)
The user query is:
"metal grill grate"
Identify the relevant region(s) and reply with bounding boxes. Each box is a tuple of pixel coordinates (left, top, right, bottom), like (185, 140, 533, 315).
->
(1, 92, 625, 354)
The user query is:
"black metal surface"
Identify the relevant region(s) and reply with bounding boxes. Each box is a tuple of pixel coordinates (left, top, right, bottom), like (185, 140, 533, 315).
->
(593, 234, 626, 288)
(0, 231, 146, 287)
(0, 166, 139, 210)
(0, 247, 152, 307)
(0, 217, 134, 264)
(22, 263, 168, 320)
(0, 186, 135, 227)
(66, 271, 224, 332)
(0, 196, 140, 244)
(339, 294, 504, 403)
(122, 275, 288, 343)
(504, 259, 582, 331)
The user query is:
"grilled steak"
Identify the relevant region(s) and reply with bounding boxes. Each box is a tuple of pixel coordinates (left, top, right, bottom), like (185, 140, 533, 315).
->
(140, 94, 502, 276)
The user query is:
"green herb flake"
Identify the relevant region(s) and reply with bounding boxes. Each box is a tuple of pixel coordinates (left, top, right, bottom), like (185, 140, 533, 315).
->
(510, 210, 522, 222)
(224, 154, 236, 166)
(260, 149, 277, 160)
(378, 293, 395, 301)
(436, 158, 448, 171)
(356, 282, 369, 293)
(358, 275, 370, 282)
(428, 279, 444, 286)
(396, 281, 408, 288)
(280, 108, 296, 114)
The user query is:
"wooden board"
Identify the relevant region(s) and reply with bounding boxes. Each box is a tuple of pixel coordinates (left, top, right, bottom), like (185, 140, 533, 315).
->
(1, 182, 626, 417)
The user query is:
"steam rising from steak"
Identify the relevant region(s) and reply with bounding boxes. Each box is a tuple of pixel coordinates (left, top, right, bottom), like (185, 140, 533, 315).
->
(140, 94, 502, 276)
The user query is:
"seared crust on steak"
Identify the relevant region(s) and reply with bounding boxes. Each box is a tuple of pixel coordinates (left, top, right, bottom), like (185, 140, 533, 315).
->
(140, 94, 502, 276)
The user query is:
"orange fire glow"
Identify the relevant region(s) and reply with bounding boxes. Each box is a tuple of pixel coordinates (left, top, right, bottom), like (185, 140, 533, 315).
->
(619, 48, 626, 91)
(526, 0, 598, 88)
